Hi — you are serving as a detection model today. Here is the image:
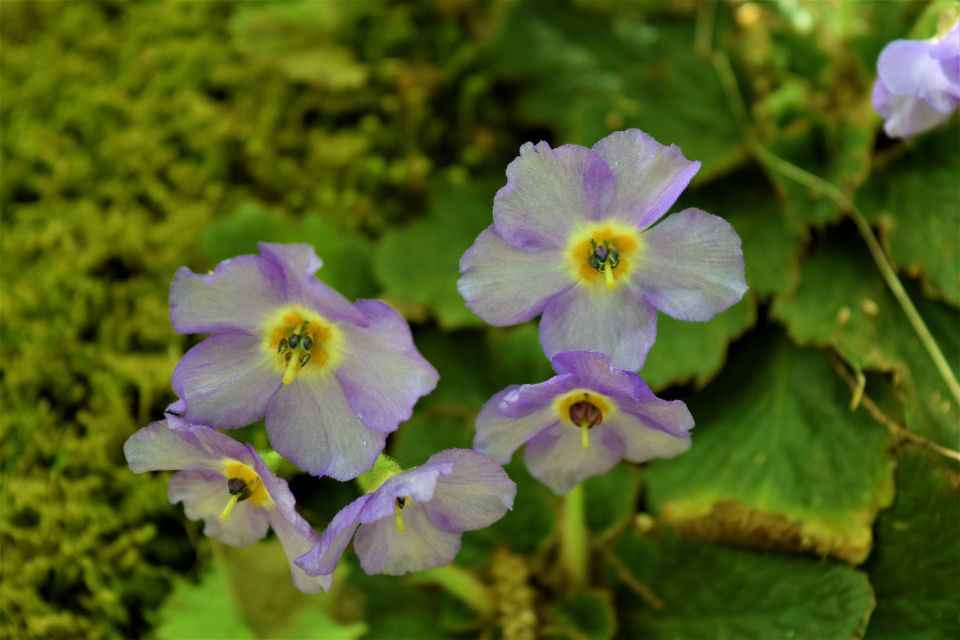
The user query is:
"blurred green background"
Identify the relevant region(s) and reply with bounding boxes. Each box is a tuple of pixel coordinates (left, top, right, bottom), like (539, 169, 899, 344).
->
(2, 1, 958, 638)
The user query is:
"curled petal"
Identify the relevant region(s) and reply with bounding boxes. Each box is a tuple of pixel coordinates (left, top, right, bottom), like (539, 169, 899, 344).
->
(353, 503, 461, 576)
(592, 129, 701, 229)
(422, 449, 516, 533)
(606, 412, 691, 464)
(335, 300, 438, 434)
(359, 463, 452, 524)
(169, 255, 286, 335)
(873, 78, 954, 138)
(168, 470, 269, 547)
(296, 494, 371, 577)
(265, 375, 385, 480)
(493, 142, 614, 249)
(634, 208, 747, 322)
(124, 418, 250, 473)
(931, 23, 960, 85)
(540, 285, 658, 371)
(172, 334, 280, 429)
(458, 226, 572, 326)
(523, 423, 624, 495)
(878, 39, 960, 113)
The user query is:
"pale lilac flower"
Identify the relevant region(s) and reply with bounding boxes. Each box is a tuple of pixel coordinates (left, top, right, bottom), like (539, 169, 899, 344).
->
(872, 22, 960, 138)
(168, 242, 438, 480)
(123, 416, 329, 593)
(474, 351, 693, 494)
(457, 129, 747, 371)
(295, 450, 515, 577)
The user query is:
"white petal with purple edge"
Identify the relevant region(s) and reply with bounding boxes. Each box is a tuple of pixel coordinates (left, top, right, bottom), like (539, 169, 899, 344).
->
(268, 510, 331, 593)
(423, 449, 516, 532)
(523, 423, 624, 494)
(354, 503, 461, 576)
(265, 375, 385, 480)
(634, 208, 747, 322)
(474, 381, 575, 463)
(458, 226, 572, 326)
(592, 129, 701, 230)
(296, 495, 371, 576)
(539, 285, 658, 371)
(606, 413, 691, 463)
(169, 256, 286, 335)
(878, 39, 960, 113)
(335, 300, 438, 434)
(124, 420, 221, 473)
(169, 470, 270, 546)
(173, 334, 281, 429)
(493, 142, 614, 249)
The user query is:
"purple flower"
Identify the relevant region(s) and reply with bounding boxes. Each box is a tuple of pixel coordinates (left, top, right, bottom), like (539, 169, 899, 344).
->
(295, 450, 515, 577)
(474, 351, 693, 494)
(872, 22, 960, 138)
(457, 129, 747, 371)
(168, 242, 438, 480)
(123, 416, 330, 593)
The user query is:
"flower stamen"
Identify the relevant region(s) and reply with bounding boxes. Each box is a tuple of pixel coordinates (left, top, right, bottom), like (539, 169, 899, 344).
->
(394, 496, 407, 534)
(219, 476, 259, 522)
(263, 306, 343, 383)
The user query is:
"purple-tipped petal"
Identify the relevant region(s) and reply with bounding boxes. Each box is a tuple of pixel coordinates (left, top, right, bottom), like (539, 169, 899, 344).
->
(265, 375, 385, 480)
(168, 470, 270, 546)
(422, 449, 516, 533)
(296, 494, 371, 577)
(523, 423, 625, 495)
(493, 142, 614, 250)
(878, 39, 960, 113)
(124, 420, 219, 473)
(169, 256, 286, 335)
(258, 242, 367, 325)
(634, 208, 747, 322)
(353, 503, 461, 576)
(359, 463, 452, 524)
(335, 300, 438, 434)
(540, 285, 658, 371)
(458, 226, 572, 326)
(473, 379, 575, 463)
(873, 78, 954, 138)
(172, 334, 281, 429)
(931, 23, 960, 84)
(606, 412, 691, 464)
(592, 129, 701, 229)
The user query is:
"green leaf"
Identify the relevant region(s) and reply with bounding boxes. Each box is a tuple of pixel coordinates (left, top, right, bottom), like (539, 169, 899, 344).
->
(640, 295, 757, 391)
(772, 238, 960, 447)
(645, 330, 895, 563)
(486, 323, 554, 386)
(415, 329, 496, 410)
(155, 562, 255, 640)
(612, 532, 875, 639)
(544, 590, 617, 640)
(491, 0, 747, 181)
(858, 124, 960, 306)
(582, 463, 641, 535)
(389, 410, 473, 470)
(201, 202, 377, 299)
(373, 177, 497, 329)
(865, 449, 960, 639)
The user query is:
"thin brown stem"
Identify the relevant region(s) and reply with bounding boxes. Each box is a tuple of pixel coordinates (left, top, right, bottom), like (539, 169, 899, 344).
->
(600, 548, 664, 610)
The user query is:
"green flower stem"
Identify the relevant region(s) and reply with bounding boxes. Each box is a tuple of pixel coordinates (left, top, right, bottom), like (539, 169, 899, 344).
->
(411, 565, 495, 618)
(560, 484, 589, 590)
(751, 143, 960, 409)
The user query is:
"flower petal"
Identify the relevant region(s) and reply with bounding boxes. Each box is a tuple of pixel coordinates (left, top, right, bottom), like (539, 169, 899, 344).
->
(592, 129, 701, 229)
(265, 375, 385, 480)
(258, 242, 367, 325)
(605, 412, 691, 463)
(335, 300, 438, 434)
(878, 39, 959, 113)
(493, 142, 614, 250)
(931, 23, 960, 85)
(359, 463, 451, 524)
(634, 208, 747, 322)
(539, 285, 658, 371)
(124, 418, 249, 473)
(169, 470, 269, 546)
(172, 334, 280, 429)
(169, 256, 286, 335)
(474, 376, 578, 463)
(354, 503, 461, 576)
(296, 494, 371, 577)
(458, 226, 572, 326)
(523, 422, 624, 494)
(874, 79, 953, 138)
(423, 449, 516, 533)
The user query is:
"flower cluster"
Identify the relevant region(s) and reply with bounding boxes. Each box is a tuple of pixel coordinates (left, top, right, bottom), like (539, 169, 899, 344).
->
(125, 127, 746, 595)
(872, 22, 960, 138)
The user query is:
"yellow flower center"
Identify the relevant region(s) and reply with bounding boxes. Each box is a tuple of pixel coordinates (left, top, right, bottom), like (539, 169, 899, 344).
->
(218, 459, 274, 521)
(565, 221, 643, 290)
(262, 304, 344, 385)
(552, 389, 617, 449)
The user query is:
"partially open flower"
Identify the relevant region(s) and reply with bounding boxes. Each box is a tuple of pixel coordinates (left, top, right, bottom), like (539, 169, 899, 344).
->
(872, 22, 960, 138)
(123, 416, 329, 593)
(457, 129, 747, 371)
(295, 450, 515, 577)
(168, 243, 438, 480)
(474, 351, 693, 494)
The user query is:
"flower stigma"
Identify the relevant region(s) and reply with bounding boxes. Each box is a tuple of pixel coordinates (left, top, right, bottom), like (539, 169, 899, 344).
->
(553, 389, 616, 450)
(394, 496, 408, 534)
(565, 222, 643, 290)
(262, 305, 344, 385)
